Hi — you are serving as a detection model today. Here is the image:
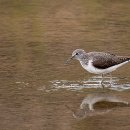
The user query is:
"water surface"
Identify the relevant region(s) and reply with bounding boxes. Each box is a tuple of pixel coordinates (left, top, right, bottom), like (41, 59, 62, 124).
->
(0, 0, 130, 130)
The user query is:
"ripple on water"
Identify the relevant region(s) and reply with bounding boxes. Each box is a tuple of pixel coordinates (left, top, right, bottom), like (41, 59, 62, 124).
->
(49, 76, 130, 92)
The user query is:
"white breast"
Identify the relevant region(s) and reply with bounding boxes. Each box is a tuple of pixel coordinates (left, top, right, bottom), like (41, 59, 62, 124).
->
(80, 60, 129, 74)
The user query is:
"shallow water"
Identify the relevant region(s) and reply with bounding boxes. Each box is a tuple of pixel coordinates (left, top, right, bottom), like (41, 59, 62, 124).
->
(0, 0, 130, 130)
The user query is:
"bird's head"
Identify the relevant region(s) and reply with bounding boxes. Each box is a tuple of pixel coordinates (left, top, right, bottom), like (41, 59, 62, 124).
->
(65, 49, 86, 64)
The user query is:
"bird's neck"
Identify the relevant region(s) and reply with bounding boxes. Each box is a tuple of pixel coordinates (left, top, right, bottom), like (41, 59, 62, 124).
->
(78, 54, 89, 65)
(79, 57, 89, 66)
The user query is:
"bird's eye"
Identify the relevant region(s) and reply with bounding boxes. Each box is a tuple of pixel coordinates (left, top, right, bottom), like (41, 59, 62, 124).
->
(76, 53, 79, 55)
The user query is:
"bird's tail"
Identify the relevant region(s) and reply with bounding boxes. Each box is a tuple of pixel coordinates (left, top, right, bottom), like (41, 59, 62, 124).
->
(129, 57, 130, 62)
(119, 56, 130, 63)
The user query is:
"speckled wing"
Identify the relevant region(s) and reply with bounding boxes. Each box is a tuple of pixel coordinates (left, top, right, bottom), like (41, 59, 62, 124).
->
(90, 52, 130, 69)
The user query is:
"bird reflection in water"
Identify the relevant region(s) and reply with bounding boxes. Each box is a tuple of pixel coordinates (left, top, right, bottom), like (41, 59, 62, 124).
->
(66, 92, 129, 119)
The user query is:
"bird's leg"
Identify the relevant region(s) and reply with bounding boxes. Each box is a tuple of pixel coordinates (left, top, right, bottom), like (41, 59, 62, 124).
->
(101, 74, 105, 89)
(108, 73, 112, 87)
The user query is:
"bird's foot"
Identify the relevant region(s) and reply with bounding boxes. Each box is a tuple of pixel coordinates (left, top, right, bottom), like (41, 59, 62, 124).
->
(101, 78, 114, 88)
(107, 82, 112, 88)
(101, 82, 111, 89)
(101, 83, 106, 89)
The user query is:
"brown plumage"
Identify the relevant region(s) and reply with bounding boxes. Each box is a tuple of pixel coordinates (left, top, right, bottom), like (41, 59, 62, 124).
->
(87, 52, 130, 69)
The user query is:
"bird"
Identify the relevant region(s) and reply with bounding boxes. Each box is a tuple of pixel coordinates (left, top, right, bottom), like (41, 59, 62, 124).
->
(66, 49, 130, 88)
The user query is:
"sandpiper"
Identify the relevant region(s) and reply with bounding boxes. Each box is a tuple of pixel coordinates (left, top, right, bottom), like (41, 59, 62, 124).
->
(66, 49, 130, 88)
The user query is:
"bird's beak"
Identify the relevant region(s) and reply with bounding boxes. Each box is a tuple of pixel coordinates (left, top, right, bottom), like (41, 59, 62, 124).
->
(65, 55, 75, 64)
